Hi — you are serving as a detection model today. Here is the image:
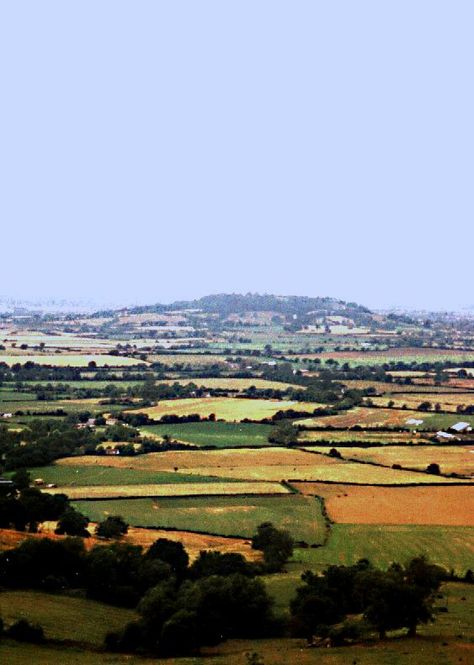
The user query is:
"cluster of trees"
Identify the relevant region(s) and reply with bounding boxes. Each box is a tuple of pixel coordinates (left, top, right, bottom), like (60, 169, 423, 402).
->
(0, 419, 99, 470)
(0, 525, 293, 656)
(291, 557, 446, 643)
(0, 479, 69, 532)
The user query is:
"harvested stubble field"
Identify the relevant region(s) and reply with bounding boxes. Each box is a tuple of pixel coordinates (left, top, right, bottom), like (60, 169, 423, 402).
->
(292, 482, 474, 525)
(141, 421, 272, 447)
(292, 524, 474, 574)
(370, 393, 474, 412)
(0, 524, 259, 563)
(298, 406, 418, 428)
(129, 397, 320, 421)
(342, 379, 456, 392)
(0, 354, 146, 367)
(47, 480, 288, 500)
(306, 444, 474, 477)
(147, 353, 229, 366)
(299, 429, 424, 444)
(58, 448, 465, 484)
(121, 526, 261, 561)
(73, 494, 326, 542)
(161, 377, 300, 390)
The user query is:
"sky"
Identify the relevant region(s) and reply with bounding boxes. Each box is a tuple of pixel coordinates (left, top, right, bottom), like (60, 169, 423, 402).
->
(1, 2, 473, 311)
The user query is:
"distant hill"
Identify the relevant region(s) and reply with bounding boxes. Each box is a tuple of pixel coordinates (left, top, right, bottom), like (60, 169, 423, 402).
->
(121, 293, 368, 315)
(111, 293, 375, 326)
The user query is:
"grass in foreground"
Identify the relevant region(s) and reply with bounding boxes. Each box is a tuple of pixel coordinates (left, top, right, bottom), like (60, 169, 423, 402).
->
(0, 591, 135, 646)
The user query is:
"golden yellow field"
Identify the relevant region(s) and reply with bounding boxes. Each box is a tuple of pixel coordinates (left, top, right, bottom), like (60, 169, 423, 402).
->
(0, 354, 146, 367)
(129, 397, 319, 421)
(45, 480, 289, 499)
(293, 483, 474, 526)
(147, 354, 228, 366)
(298, 406, 412, 428)
(370, 393, 474, 412)
(161, 377, 300, 390)
(57, 448, 463, 484)
(306, 444, 474, 477)
(299, 430, 424, 444)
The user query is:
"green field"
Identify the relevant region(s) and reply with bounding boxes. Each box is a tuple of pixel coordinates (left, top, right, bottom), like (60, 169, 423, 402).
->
(292, 524, 474, 575)
(73, 494, 325, 543)
(26, 464, 239, 486)
(141, 421, 272, 447)
(297, 351, 474, 367)
(0, 398, 125, 416)
(0, 591, 135, 646)
(0, 354, 146, 367)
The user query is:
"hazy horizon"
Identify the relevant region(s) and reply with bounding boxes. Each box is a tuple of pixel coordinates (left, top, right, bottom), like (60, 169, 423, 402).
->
(1, 2, 473, 311)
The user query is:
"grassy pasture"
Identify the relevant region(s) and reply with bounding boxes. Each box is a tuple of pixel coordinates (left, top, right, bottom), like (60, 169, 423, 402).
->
(17, 380, 144, 389)
(26, 464, 239, 486)
(294, 349, 474, 366)
(141, 421, 272, 447)
(74, 494, 326, 543)
(2, 334, 116, 350)
(0, 397, 125, 416)
(0, 354, 146, 367)
(48, 481, 288, 499)
(310, 444, 474, 477)
(292, 524, 474, 574)
(1, 636, 473, 665)
(292, 483, 474, 526)
(129, 397, 320, 421)
(0, 591, 135, 646)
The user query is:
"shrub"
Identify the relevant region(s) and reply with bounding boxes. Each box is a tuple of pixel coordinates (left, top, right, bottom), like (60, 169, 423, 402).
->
(7, 619, 44, 643)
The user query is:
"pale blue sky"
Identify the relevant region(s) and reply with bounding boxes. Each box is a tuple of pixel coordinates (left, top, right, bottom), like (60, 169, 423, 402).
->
(1, 2, 473, 310)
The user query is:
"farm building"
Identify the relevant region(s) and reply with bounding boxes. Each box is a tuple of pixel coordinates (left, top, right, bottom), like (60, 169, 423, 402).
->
(449, 422, 472, 433)
(435, 431, 457, 441)
(406, 418, 424, 426)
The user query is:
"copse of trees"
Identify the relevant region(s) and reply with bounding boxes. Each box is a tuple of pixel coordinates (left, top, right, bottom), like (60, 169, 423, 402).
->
(291, 556, 446, 643)
(268, 421, 299, 445)
(106, 573, 279, 657)
(0, 484, 70, 533)
(251, 522, 294, 572)
(96, 515, 129, 539)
